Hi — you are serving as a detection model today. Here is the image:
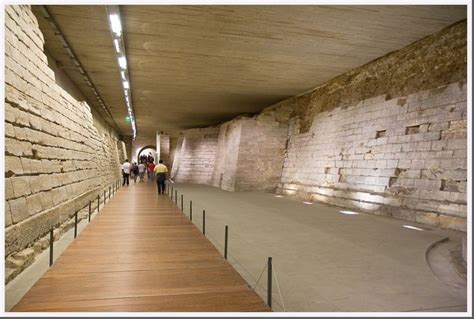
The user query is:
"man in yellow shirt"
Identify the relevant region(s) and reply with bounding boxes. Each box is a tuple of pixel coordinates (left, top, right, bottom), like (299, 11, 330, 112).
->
(153, 159, 169, 194)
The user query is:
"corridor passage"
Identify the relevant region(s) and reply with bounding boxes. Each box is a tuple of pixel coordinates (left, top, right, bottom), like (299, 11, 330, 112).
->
(12, 182, 269, 312)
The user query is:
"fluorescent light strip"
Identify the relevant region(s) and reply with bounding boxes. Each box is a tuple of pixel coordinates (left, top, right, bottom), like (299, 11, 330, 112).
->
(107, 7, 136, 138)
(109, 14, 122, 36)
(114, 39, 120, 53)
(118, 56, 127, 69)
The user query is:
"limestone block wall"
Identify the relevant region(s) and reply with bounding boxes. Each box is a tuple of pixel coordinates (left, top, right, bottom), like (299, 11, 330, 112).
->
(277, 83, 467, 230)
(210, 120, 242, 191)
(275, 21, 467, 231)
(174, 128, 219, 184)
(4, 5, 123, 282)
(158, 134, 171, 167)
(170, 136, 184, 180)
(233, 114, 289, 191)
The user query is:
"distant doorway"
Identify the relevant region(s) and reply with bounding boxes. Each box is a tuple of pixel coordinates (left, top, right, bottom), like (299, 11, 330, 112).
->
(137, 145, 156, 164)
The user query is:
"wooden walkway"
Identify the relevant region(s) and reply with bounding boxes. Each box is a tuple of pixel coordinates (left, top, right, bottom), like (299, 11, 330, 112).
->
(12, 181, 269, 312)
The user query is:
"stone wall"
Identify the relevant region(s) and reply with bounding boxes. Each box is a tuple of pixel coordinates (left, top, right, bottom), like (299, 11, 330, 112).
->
(278, 82, 467, 230)
(174, 128, 219, 184)
(4, 5, 124, 282)
(210, 120, 242, 191)
(170, 20, 467, 230)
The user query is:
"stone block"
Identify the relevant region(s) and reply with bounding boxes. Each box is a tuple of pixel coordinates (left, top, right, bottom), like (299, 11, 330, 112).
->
(439, 215, 466, 232)
(26, 193, 43, 216)
(9, 197, 29, 224)
(415, 211, 440, 227)
(5, 138, 33, 157)
(11, 176, 31, 198)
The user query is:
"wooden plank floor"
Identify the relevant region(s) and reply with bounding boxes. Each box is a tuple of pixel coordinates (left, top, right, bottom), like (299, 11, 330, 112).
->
(12, 181, 269, 312)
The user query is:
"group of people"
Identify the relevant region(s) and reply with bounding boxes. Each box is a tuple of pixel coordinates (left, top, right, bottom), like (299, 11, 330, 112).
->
(121, 157, 169, 194)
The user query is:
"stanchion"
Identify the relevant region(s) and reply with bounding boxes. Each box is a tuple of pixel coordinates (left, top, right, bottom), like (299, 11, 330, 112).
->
(109, 186, 111, 199)
(267, 257, 273, 308)
(171, 186, 174, 200)
(104, 190, 106, 204)
(224, 225, 229, 259)
(190, 200, 193, 221)
(97, 195, 100, 212)
(49, 229, 54, 267)
(202, 210, 206, 235)
(181, 194, 183, 211)
(88, 201, 91, 222)
(175, 190, 178, 205)
(74, 211, 78, 239)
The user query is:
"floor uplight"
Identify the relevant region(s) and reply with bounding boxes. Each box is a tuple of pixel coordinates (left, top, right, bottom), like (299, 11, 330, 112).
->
(403, 225, 424, 231)
(340, 210, 359, 215)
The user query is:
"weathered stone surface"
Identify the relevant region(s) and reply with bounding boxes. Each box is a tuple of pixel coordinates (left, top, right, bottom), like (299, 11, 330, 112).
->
(4, 5, 125, 282)
(439, 214, 466, 231)
(9, 197, 29, 224)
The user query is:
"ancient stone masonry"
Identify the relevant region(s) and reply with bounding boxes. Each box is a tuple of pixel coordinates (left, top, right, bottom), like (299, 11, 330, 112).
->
(173, 128, 219, 184)
(294, 20, 467, 133)
(275, 21, 467, 231)
(277, 82, 467, 231)
(5, 5, 124, 282)
(169, 21, 467, 231)
(210, 99, 294, 192)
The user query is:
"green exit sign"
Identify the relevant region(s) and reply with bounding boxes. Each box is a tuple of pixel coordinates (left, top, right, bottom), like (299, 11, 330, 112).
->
(125, 116, 131, 123)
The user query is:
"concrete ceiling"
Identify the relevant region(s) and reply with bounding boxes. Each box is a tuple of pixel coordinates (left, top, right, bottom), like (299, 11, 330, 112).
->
(32, 5, 466, 137)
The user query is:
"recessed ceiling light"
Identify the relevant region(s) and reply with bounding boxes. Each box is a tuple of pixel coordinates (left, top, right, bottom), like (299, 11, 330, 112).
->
(123, 81, 129, 89)
(403, 225, 424, 231)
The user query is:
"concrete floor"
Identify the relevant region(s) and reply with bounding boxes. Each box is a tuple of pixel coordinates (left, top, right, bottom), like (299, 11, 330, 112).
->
(170, 182, 467, 312)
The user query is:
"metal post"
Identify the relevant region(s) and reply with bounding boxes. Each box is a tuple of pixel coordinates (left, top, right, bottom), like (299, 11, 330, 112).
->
(171, 186, 173, 200)
(74, 211, 78, 239)
(202, 210, 206, 235)
(109, 186, 111, 199)
(190, 200, 193, 221)
(104, 190, 106, 204)
(267, 257, 273, 308)
(88, 201, 91, 222)
(224, 225, 228, 259)
(97, 195, 100, 212)
(49, 229, 54, 267)
(181, 194, 183, 211)
(175, 190, 178, 205)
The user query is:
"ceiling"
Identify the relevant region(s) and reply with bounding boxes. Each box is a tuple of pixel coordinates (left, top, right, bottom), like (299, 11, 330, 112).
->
(32, 5, 466, 137)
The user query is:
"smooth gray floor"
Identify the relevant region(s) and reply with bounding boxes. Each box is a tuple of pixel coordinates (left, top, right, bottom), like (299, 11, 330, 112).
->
(170, 182, 467, 312)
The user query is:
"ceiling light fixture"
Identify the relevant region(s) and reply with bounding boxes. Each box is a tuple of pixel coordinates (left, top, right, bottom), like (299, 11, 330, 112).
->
(118, 56, 127, 69)
(109, 14, 122, 36)
(114, 39, 120, 53)
(106, 5, 136, 138)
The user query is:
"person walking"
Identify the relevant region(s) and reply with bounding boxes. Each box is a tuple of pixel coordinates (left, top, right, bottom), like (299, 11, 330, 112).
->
(131, 162, 139, 183)
(138, 161, 146, 182)
(154, 159, 168, 195)
(122, 159, 131, 186)
(149, 161, 155, 180)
